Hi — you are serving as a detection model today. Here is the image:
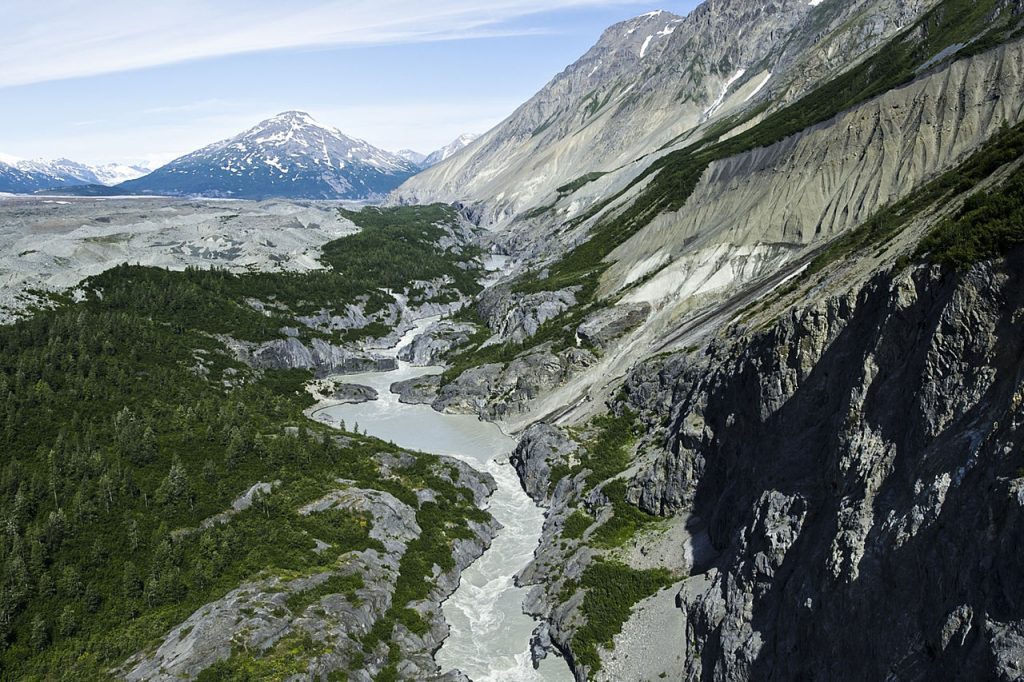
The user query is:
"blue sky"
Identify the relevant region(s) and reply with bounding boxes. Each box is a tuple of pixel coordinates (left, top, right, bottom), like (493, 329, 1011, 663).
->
(0, 1, 700, 166)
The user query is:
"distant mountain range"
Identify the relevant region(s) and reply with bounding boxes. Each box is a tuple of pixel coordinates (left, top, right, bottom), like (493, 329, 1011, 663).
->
(0, 154, 150, 194)
(1, 113, 480, 200)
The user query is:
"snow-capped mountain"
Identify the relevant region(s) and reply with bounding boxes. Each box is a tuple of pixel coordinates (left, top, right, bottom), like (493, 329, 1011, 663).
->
(397, 149, 428, 166)
(76, 161, 152, 186)
(394, 136, 479, 170)
(1, 159, 77, 194)
(422, 134, 480, 167)
(0, 154, 150, 193)
(17, 158, 151, 186)
(119, 111, 420, 200)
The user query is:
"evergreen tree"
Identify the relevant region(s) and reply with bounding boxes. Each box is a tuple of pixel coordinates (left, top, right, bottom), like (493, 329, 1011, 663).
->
(155, 457, 194, 512)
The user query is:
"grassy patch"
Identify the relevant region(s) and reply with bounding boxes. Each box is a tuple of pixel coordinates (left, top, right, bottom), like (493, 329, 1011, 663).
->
(581, 410, 639, 489)
(195, 631, 328, 681)
(557, 172, 608, 197)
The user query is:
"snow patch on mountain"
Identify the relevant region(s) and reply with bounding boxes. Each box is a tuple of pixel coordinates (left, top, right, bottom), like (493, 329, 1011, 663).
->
(422, 134, 481, 167)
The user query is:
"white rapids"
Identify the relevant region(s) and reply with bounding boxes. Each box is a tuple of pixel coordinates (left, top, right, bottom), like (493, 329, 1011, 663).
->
(310, 321, 572, 682)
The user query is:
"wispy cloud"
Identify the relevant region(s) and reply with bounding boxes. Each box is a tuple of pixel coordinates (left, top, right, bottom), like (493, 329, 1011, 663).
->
(1, 0, 650, 88)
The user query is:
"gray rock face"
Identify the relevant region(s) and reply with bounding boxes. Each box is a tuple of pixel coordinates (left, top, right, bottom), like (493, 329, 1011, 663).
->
(616, 257, 1024, 680)
(223, 336, 397, 378)
(433, 363, 504, 417)
(575, 304, 651, 349)
(391, 374, 442, 405)
(398, 321, 477, 365)
(329, 383, 379, 404)
(510, 423, 580, 504)
(433, 347, 596, 420)
(477, 286, 578, 344)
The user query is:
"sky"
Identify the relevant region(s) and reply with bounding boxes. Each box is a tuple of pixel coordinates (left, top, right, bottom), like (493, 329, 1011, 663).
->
(0, 1, 701, 167)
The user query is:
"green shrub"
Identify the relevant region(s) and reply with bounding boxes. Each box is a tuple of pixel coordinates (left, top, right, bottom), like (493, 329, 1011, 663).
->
(918, 163, 1024, 267)
(563, 510, 595, 540)
(571, 560, 675, 677)
(591, 480, 660, 548)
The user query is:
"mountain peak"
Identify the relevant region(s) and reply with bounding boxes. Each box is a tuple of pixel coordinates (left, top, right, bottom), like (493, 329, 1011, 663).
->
(268, 110, 320, 125)
(238, 111, 349, 148)
(119, 113, 418, 200)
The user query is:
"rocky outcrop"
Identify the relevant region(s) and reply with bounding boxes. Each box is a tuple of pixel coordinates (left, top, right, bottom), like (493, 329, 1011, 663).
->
(510, 423, 581, 504)
(329, 383, 379, 404)
(433, 346, 596, 420)
(477, 285, 578, 344)
(575, 304, 650, 350)
(614, 255, 1024, 680)
(222, 336, 397, 378)
(391, 374, 442, 405)
(398, 321, 477, 365)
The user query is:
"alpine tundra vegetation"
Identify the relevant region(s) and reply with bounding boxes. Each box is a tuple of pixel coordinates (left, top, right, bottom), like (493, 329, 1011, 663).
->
(2, 0, 1024, 680)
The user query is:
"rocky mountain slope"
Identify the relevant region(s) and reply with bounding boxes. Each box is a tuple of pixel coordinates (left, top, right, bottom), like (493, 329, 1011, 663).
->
(383, 1, 1024, 679)
(119, 111, 419, 200)
(393, 0, 941, 226)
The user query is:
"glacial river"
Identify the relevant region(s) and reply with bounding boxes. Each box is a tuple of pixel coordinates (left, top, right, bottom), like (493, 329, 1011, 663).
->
(310, 320, 572, 681)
